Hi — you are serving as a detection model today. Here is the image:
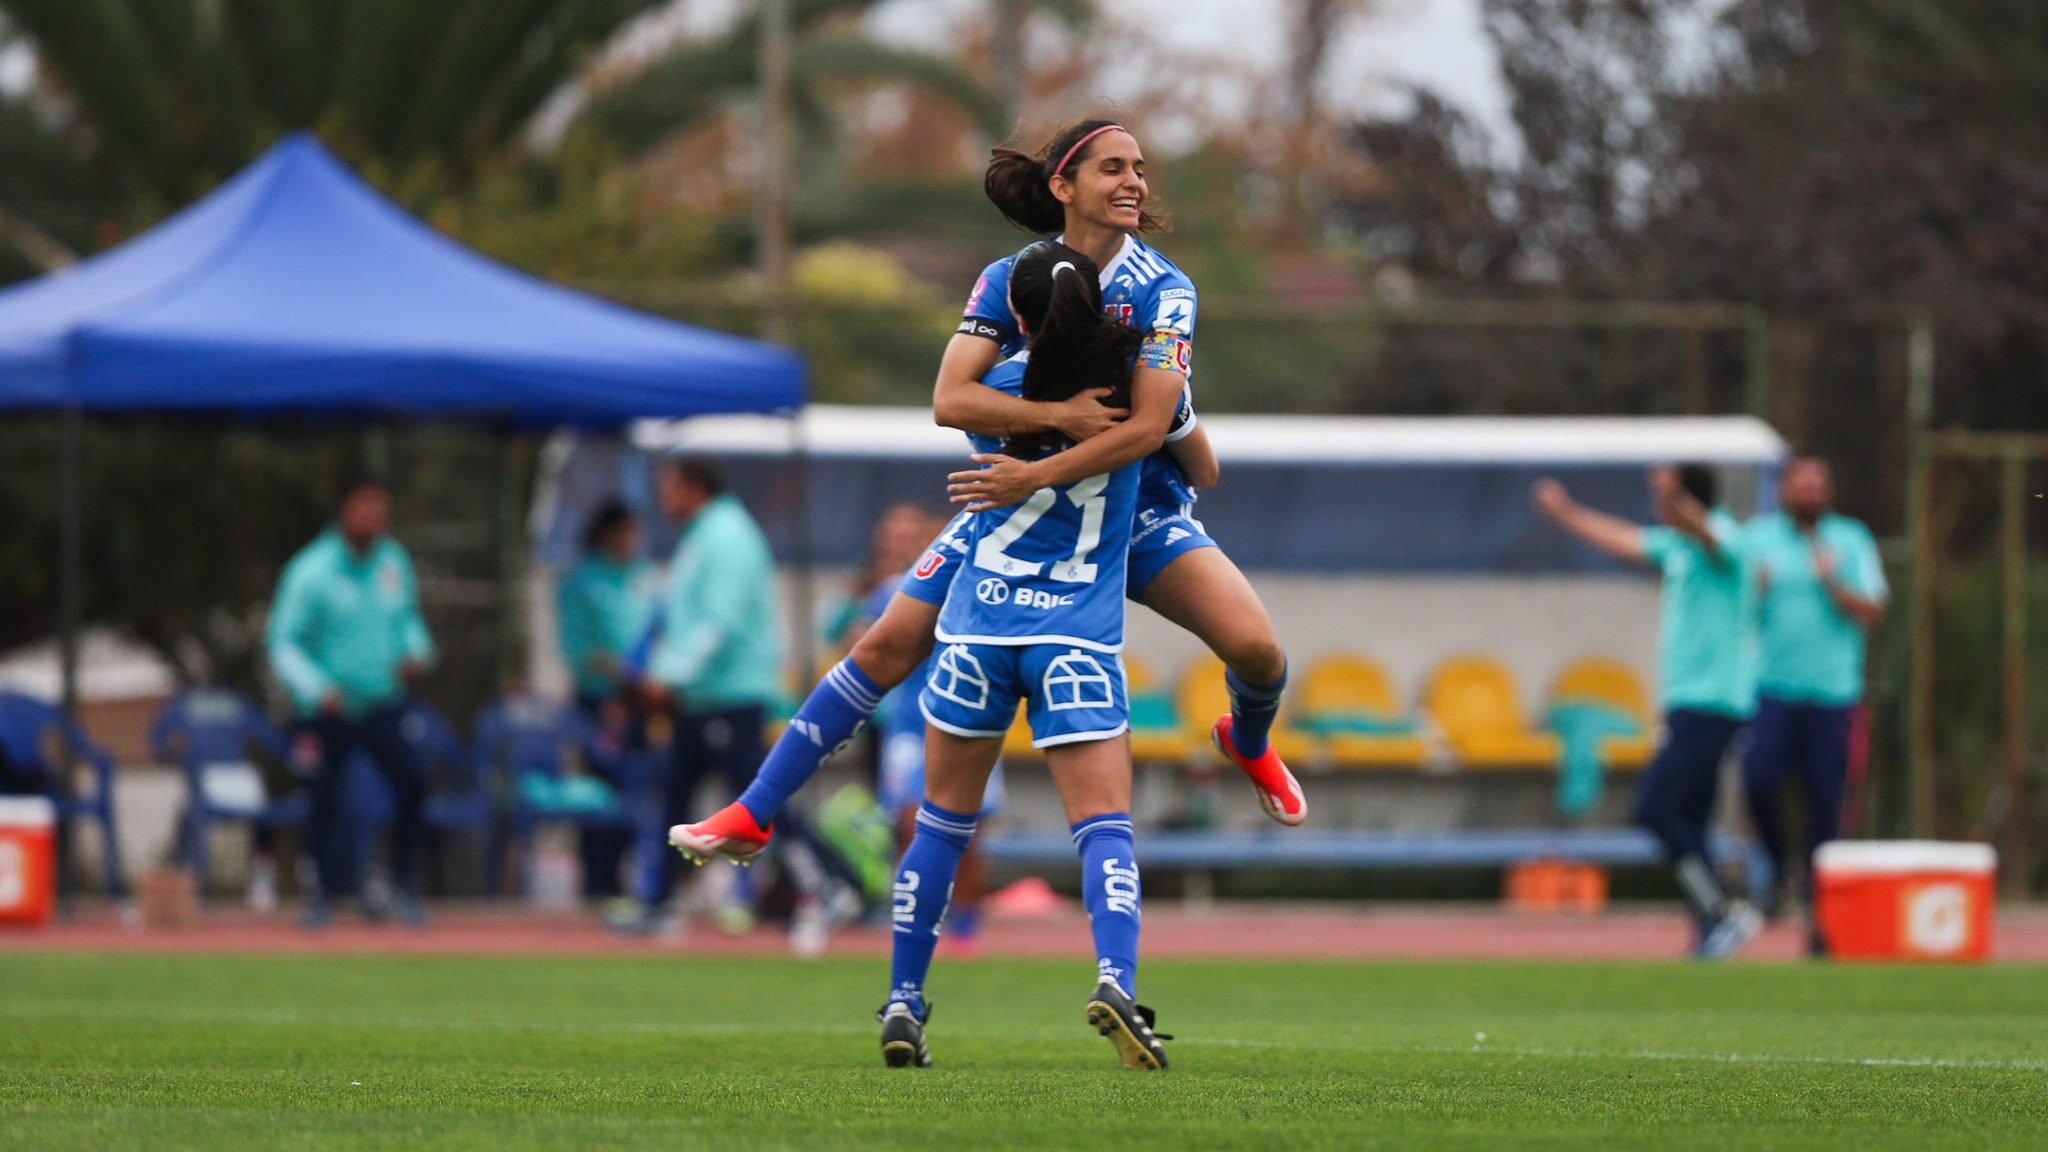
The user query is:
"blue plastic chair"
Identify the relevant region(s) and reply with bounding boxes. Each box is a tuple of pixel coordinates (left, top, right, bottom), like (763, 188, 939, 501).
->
(398, 702, 498, 893)
(472, 694, 646, 897)
(0, 690, 128, 897)
(150, 689, 310, 893)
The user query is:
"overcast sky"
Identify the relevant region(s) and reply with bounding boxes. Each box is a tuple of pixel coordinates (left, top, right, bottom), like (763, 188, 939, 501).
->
(2, 1, 1516, 150)
(871, 0, 1514, 143)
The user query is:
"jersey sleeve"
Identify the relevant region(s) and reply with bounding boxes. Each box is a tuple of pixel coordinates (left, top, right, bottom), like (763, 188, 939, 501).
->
(1164, 382, 1197, 442)
(1843, 523, 1889, 603)
(1640, 525, 1679, 568)
(957, 258, 1019, 346)
(1136, 271, 1197, 379)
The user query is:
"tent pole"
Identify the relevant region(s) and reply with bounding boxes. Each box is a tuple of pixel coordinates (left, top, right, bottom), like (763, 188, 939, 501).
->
(58, 405, 82, 724)
(791, 415, 817, 686)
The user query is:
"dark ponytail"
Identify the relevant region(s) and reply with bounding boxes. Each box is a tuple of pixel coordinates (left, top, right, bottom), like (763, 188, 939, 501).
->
(1003, 240, 1143, 457)
(984, 116, 1166, 235)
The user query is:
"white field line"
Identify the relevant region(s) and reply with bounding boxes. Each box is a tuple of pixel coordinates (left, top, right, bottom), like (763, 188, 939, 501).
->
(6, 1001, 2045, 1073)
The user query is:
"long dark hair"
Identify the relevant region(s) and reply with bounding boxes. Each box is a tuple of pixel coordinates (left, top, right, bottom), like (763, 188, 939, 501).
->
(1003, 240, 1143, 457)
(984, 116, 1167, 235)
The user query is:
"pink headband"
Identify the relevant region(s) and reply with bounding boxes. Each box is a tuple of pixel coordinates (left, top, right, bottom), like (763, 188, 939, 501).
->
(1052, 124, 1126, 179)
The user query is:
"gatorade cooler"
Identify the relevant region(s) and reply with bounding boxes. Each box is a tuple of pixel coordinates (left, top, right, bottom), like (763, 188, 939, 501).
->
(1814, 840, 1996, 963)
(0, 795, 57, 929)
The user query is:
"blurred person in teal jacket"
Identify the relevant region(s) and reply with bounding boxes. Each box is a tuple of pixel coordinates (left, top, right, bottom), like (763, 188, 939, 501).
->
(635, 459, 833, 947)
(1741, 457, 1887, 950)
(555, 499, 655, 900)
(267, 477, 434, 929)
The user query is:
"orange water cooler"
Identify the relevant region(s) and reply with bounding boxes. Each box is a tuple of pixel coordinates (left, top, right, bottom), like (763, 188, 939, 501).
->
(0, 795, 57, 929)
(1814, 841, 1996, 963)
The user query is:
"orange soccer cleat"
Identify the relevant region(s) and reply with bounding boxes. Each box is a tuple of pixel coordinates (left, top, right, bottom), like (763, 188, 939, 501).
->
(669, 802, 774, 866)
(1211, 715, 1308, 827)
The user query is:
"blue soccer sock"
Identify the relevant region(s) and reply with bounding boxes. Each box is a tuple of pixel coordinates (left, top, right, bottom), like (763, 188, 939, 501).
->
(888, 801, 978, 1017)
(1073, 813, 1141, 999)
(736, 658, 885, 825)
(1225, 662, 1288, 759)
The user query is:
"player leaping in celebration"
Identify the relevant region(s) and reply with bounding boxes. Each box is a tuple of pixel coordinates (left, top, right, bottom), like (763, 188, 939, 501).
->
(882, 240, 1169, 1069)
(674, 117, 1303, 866)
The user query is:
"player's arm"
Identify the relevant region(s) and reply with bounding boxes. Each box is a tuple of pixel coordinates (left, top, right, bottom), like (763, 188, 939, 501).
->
(1167, 422, 1219, 489)
(932, 333, 1127, 442)
(1532, 478, 1649, 566)
(948, 366, 1184, 512)
(1649, 467, 1727, 563)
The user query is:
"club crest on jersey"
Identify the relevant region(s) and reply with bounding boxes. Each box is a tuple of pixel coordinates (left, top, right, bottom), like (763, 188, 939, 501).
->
(914, 549, 947, 580)
(1105, 303, 1134, 327)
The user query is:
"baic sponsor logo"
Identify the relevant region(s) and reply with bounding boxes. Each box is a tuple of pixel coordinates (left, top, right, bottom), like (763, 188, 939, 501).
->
(975, 577, 1010, 605)
(1015, 588, 1074, 610)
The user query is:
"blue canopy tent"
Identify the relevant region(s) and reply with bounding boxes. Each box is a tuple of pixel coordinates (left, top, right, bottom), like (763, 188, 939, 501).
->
(0, 134, 805, 716)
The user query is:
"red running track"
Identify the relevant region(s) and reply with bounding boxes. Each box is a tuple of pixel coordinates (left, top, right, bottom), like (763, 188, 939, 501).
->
(7, 904, 2048, 963)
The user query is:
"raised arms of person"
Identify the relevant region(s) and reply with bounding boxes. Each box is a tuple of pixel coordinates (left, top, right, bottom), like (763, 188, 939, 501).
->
(1532, 478, 1648, 566)
(946, 366, 1184, 512)
(931, 333, 1127, 442)
(1650, 467, 1727, 562)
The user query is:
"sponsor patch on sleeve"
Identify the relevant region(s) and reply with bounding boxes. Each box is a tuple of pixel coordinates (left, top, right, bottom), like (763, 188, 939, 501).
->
(1152, 293, 1196, 336)
(957, 317, 1005, 341)
(1138, 332, 1193, 377)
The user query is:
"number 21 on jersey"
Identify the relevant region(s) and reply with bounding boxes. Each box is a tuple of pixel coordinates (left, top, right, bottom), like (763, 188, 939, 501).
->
(974, 473, 1109, 586)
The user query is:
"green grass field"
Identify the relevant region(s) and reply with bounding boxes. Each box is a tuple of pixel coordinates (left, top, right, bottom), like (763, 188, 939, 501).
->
(4, 952, 2045, 1150)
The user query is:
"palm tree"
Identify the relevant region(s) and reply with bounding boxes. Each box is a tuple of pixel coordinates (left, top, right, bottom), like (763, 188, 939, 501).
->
(0, 1, 671, 266)
(579, 0, 1095, 154)
(0, 1, 1082, 275)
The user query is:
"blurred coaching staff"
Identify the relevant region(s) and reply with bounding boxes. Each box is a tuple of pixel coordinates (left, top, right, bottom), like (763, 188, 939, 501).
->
(1742, 456, 1886, 949)
(1535, 465, 1763, 959)
(267, 477, 435, 929)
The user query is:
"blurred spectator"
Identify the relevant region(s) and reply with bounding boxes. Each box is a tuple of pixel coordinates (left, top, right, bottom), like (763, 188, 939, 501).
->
(1534, 466, 1762, 958)
(639, 458, 833, 949)
(1742, 457, 1887, 949)
(556, 500, 655, 901)
(267, 477, 435, 929)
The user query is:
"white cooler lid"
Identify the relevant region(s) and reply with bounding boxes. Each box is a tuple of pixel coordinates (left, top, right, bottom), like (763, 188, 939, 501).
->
(0, 795, 56, 828)
(1815, 840, 1997, 876)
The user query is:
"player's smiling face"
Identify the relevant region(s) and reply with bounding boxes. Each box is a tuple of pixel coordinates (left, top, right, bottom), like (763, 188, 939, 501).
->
(1055, 130, 1146, 233)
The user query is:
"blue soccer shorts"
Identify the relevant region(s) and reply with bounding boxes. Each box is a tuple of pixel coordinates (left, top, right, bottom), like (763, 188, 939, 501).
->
(1126, 504, 1217, 598)
(919, 641, 1129, 748)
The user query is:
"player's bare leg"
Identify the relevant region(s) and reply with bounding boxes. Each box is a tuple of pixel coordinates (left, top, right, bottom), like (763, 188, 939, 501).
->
(672, 593, 942, 865)
(1139, 547, 1306, 825)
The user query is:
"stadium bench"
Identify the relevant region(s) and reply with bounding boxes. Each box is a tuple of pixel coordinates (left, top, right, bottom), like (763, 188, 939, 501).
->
(981, 827, 1772, 903)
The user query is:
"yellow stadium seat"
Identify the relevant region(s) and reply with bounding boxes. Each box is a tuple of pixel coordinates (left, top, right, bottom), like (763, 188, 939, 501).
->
(1423, 657, 1562, 771)
(1550, 659, 1656, 770)
(1292, 655, 1428, 770)
(1178, 656, 1316, 768)
(1124, 656, 1192, 763)
(1001, 705, 1041, 761)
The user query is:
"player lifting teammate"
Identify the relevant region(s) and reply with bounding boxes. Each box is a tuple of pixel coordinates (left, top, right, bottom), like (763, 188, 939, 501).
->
(881, 239, 1170, 1069)
(673, 116, 1304, 865)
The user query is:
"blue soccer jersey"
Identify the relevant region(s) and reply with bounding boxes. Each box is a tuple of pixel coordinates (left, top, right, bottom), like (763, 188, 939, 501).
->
(922, 353, 1144, 748)
(959, 234, 1201, 511)
(935, 356, 1142, 654)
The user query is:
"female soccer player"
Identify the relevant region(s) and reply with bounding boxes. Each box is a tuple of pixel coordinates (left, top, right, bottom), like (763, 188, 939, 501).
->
(881, 240, 1171, 1069)
(674, 117, 1303, 866)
